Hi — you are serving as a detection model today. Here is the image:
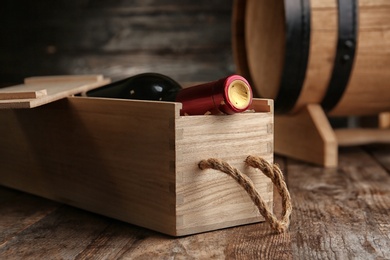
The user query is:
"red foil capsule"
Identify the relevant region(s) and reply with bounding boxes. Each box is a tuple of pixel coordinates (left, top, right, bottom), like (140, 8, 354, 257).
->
(175, 75, 253, 115)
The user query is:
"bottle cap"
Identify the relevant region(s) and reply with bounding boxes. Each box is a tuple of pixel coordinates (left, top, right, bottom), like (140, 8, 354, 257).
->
(221, 75, 252, 114)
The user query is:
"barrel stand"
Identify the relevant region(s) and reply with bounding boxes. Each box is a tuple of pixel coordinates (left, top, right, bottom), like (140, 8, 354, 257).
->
(274, 104, 390, 167)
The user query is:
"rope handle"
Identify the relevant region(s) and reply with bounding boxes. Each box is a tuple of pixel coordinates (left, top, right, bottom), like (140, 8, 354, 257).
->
(198, 155, 292, 233)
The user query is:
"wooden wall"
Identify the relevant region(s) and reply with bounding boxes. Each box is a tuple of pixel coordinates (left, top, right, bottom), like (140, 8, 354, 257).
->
(0, 0, 234, 86)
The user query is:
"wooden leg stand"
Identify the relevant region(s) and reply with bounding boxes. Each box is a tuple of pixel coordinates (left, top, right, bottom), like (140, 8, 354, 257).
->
(335, 111, 390, 147)
(274, 104, 338, 167)
(275, 105, 390, 167)
(379, 112, 390, 129)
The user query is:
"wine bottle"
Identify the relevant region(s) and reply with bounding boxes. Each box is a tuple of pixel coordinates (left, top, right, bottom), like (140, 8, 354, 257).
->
(86, 73, 253, 115)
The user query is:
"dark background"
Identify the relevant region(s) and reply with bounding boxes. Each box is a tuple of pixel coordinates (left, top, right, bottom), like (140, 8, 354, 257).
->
(0, 0, 234, 86)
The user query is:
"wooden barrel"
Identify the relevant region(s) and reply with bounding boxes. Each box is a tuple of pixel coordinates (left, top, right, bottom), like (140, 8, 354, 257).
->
(233, 0, 390, 116)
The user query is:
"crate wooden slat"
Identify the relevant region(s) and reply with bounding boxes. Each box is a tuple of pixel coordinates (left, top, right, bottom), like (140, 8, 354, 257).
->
(0, 75, 110, 109)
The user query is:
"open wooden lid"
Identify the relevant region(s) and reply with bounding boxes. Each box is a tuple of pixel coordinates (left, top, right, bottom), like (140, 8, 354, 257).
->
(0, 75, 110, 109)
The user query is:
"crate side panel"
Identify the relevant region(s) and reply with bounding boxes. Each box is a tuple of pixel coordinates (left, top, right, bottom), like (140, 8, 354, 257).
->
(0, 97, 179, 235)
(175, 111, 274, 235)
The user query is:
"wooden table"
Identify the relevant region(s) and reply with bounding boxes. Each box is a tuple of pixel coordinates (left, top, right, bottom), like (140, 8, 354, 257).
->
(0, 145, 389, 259)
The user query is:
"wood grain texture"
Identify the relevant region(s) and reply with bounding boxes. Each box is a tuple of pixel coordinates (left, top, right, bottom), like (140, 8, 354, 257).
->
(1, 146, 388, 259)
(0, 0, 234, 84)
(293, 0, 337, 113)
(275, 104, 337, 167)
(233, 0, 338, 108)
(0, 193, 59, 250)
(23, 74, 105, 84)
(232, 0, 251, 85)
(0, 97, 179, 236)
(244, 0, 285, 99)
(379, 112, 390, 129)
(288, 147, 390, 259)
(175, 99, 274, 235)
(233, 0, 390, 116)
(364, 144, 390, 171)
(0, 75, 110, 108)
(335, 128, 390, 146)
(0, 0, 388, 257)
(0, 89, 47, 100)
(0, 96, 273, 236)
(329, 0, 390, 116)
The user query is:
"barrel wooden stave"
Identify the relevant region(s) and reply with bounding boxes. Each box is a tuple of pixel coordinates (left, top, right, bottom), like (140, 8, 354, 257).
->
(330, 1, 390, 116)
(294, 0, 337, 114)
(244, 0, 285, 100)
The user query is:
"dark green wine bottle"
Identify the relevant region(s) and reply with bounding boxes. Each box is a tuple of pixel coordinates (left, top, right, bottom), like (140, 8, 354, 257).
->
(86, 72, 253, 115)
(86, 73, 181, 102)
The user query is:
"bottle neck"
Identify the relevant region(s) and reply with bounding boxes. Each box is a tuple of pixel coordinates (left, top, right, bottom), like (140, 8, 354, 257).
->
(175, 75, 252, 115)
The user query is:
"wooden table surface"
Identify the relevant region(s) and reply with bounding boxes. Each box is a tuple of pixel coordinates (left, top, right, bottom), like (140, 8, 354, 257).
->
(0, 144, 389, 259)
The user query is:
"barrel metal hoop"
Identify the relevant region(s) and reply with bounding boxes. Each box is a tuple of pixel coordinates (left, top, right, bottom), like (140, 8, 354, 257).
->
(275, 0, 311, 113)
(321, 0, 358, 112)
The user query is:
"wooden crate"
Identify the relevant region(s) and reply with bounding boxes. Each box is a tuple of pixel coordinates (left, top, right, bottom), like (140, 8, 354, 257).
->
(0, 76, 274, 236)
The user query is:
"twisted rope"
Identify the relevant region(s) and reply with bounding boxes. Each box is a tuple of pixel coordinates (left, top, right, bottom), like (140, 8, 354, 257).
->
(198, 156, 292, 233)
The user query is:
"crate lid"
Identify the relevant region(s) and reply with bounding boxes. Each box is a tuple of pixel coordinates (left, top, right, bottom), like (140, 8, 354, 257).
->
(0, 75, 110, 109)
